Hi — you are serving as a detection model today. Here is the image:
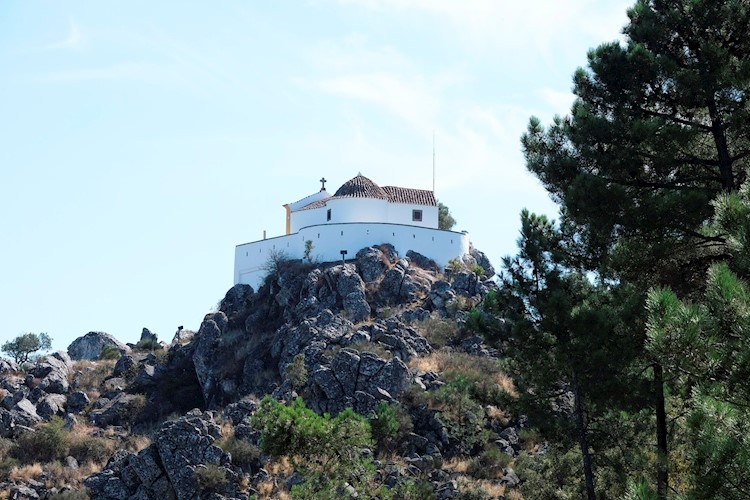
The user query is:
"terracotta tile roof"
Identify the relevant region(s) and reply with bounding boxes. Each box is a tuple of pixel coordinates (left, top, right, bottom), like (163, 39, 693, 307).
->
(382, 186, 436, 206)
(298, 198, 330, 210)
(296, 174, 436, 210)
(334, 175, 389, 200)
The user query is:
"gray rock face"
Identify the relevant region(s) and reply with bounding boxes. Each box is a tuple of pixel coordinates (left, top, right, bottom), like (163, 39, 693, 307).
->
(29, 352, 71, 394)
(68, 332, 129, 361)
(140, 328, 159, 344)
(85, 410, 240, 500)
(356, 246, 391, 282)
(271, 310, 354, 373)
(0, 398, 42, 437)
(220, 284, 256, 329)
(36, 394, 67, 419)
(406, 250, 440, 273)
(469, 245, 496, 278)
(66, 391, 90, 413)
(309, 348, 410, 415)
(192, 312, 228, 408)
(376, 259, 433, 306)
(89, 392, 143, 427)
(335, 264, 371, 322)
(429, 280, 456, 310)
(0, 357, 19, 374)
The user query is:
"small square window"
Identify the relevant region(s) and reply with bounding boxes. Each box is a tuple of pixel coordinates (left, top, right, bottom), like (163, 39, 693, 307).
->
(327, 209, 332, 221)
(412, 209, 423, 222)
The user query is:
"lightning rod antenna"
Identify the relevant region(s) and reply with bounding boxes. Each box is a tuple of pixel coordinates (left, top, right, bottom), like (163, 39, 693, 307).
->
(432, 130, 436, 194)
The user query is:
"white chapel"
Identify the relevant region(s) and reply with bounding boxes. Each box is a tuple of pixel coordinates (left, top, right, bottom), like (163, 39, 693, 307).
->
(234, 174, 471, 289)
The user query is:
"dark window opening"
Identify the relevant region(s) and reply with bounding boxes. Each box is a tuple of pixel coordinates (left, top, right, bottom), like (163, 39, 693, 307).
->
(327, 209, 332, 221)
(412, 209, 423, 222)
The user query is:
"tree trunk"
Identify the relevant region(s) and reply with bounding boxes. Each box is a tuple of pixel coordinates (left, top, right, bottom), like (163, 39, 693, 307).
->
(572, 369, 596, 500)
(654, 363, 669, 499)
(707, 96, 735, 192)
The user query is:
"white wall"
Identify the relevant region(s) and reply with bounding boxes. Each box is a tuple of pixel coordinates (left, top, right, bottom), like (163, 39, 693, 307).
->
(234, 222, 471, 290)
(289, 198, 438, 232)
(386, 203, 438, 228)
(290, 205, 329, 233)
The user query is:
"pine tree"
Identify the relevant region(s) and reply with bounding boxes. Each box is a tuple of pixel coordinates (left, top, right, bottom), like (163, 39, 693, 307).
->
(500, 210, 644, 499)
(646, 182, 750, 499)
(520, 1, 750, 495)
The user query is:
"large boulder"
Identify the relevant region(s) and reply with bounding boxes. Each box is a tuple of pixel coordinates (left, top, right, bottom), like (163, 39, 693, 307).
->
(356, 246, 391, 283)
(68, 332, 129, 361)
(139, 327, 159, 345)
(88, 392, 143, 427)
(36, 394, 67, 419)
(335, 264, 371, 322)
(0, 357, 19, 374)
(469, 245, 496, 278)
(192, 312, 228, 408)
(85, 410, 240, 500)
(0, 398, 42, 437)
(29, 352, 72, 394)
(308, 348, 411, 415)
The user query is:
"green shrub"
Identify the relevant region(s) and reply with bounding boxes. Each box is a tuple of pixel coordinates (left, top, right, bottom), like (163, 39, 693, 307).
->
(388, 479, 437, 500)
(13, 417, 70, 463)
(0, 456, 20, 480)
(195, 463, 227, 493)
(252, 396, 374, 495)
(69, 434, 115, 465)
(417, 318, 458, 348)
(370, 401, 413, 455)
(285, 353, 308, 390)
(134, 338, 162, 351)
(99, 346, 121, 360)
(218, 436, 259, 469)
(471, 264, 485, 277)
(49, 490, 90, 500)
(427, 377, 489, 453)
(466, 447, 511, 479)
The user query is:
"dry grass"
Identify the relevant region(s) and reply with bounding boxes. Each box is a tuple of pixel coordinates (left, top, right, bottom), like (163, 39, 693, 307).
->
(9, 463, 43, 482)
(414, 317, 459, 349)
(486, 405, 512, 427)
(506, 489, 524, 499)
(443, 457, 471, 474)
(71, 360, 117, 397)
(266, 456, 293, 477)
(408, 351, 517, 398)
(123, 434, 151, 453)
(255, 480, 292, 500)
(44, 461, 101, 489)
(456, 477, 507, 498)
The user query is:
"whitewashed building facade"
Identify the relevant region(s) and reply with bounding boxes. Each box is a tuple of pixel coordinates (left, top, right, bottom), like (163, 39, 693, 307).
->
(234, 175, 471, 289)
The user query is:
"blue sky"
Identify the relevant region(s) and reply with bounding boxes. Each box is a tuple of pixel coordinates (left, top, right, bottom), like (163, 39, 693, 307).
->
(0, 1, 632, 351)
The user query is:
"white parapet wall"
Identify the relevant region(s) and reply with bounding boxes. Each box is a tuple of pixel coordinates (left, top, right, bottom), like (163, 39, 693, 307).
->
(235, 222, 470, 290)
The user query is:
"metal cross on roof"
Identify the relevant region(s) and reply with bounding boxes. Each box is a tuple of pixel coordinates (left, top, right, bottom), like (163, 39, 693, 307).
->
(320, 177, 327, 191)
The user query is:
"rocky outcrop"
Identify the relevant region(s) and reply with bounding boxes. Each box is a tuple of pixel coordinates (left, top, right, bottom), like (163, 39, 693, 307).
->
(85, 410, 244, 500)
(68, 332, 129, 361)
(89, 392, 144, 427)
(139, 327, 159, 345)
(0, 399, 42, 438)
(335, 264, 371, 322)
(28, 351, 72, 394)
(308, 348, 411, 415)
(0, 357, 19, 374)
(469, 245, 496, 278)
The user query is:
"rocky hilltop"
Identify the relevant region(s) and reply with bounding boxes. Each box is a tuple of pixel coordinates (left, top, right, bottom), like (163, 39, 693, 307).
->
(0, 245, 532, 499)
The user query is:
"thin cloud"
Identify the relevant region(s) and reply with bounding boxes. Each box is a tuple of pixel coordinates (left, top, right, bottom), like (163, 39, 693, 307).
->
(47, 17, 84, 50)
(36, 62, 172, 83)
